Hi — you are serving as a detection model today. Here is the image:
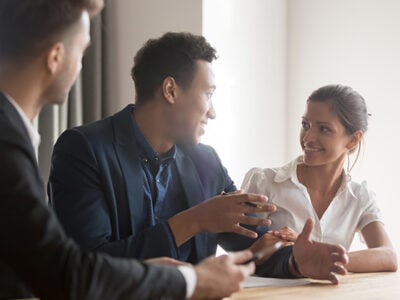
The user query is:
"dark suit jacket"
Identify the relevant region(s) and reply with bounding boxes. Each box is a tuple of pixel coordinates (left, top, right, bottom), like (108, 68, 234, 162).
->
(50, 104, 237, 261)
(0, 93, 186, 299)
(49, 104, 292, 277)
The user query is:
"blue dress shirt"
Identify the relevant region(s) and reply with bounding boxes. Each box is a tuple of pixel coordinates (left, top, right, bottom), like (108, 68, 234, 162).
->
(132, 113, 193, 261)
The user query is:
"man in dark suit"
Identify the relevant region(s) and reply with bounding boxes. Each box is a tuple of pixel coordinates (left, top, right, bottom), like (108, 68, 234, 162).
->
(50, 32, 349, 284)
(0, 1, 257, 299)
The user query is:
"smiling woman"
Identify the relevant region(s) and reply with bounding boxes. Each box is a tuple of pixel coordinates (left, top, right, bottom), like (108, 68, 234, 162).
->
(241, 84, 398, 273)
(200, 1, 400, 258)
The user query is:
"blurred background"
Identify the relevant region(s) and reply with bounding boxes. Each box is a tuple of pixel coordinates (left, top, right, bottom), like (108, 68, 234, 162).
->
(39, 0, 400, 253)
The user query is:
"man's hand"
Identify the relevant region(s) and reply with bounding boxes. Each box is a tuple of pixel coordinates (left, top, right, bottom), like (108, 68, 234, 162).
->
(169, 190, 276, 246)
(192, 190, 276, 237)
(145, 257, 190, 267)
(293, 218, 349, 284)
(191, 250, 255, 299)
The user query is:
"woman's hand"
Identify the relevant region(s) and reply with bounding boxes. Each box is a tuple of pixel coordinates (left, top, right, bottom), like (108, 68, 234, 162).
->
(249, 232, 293, 264)
(269, 226, 299, 242)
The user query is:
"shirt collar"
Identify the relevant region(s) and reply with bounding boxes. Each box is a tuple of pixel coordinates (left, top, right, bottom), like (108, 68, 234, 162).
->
(273, 157, 300, 183)
(274, 155, 351, 186)
(131, 107, 176, 163)
(4, 93, 41, 154)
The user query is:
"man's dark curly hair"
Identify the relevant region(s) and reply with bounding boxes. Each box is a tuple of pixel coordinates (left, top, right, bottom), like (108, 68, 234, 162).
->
(131, 32, 217, 104)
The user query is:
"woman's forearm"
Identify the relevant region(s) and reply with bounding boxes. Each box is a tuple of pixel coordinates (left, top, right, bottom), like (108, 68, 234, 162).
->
(347, 247, 398, 272)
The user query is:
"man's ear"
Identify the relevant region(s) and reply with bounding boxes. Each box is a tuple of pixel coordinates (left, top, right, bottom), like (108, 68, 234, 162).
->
(46, 42, 65, 74)
(162, 76, 178, 104)
(346, 130, 363, 151)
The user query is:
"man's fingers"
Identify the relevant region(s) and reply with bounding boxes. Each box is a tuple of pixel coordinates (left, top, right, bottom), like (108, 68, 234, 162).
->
(229, 249, 254, 264)
(229, 193, 268, 204)
(145, 257, 191, 266)
(328, 243, 346, 256)
(233, 189, 244, 195)
(327, 272, 340, 285)
(331, 251, 349, 265)
(239, 215, 271, 226)
(221, 190, 243, 196)
(242, 203, 276, 213)
(233, 225, 258, 239)
(239, 262, 256, 277)
(223, 192, 277, 213)
(244, 193, 269, 203)
(228, 250, 255, 277)
(331, 263, 347, 275)
(222, 193, 272, 208)
(298, 218, 314, 241)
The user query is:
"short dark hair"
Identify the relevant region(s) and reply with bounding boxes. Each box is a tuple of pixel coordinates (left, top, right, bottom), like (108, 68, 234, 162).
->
(308, 84, 369, 135)
(0, 0, 104, 61)
(131, 32, 217, 104)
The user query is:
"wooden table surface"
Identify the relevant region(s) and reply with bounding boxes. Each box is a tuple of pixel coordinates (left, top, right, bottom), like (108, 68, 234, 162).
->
(227, 272, 400, 300)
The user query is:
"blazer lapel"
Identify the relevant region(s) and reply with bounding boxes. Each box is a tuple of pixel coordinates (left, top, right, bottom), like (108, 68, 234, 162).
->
(175, 148, 209, 260)
(112, 105, 145, 235)
(0, 92, 37, 164)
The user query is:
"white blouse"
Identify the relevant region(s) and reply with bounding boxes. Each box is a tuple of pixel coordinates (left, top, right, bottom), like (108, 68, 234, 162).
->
(241, 157, 383, 250)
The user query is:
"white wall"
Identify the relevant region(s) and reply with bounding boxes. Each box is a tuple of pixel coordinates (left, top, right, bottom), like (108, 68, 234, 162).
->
(202, 0, 288, 185)
(286, 0, 400, 251)
(104, 0, 400, 252)
(106, 0, 288, 186)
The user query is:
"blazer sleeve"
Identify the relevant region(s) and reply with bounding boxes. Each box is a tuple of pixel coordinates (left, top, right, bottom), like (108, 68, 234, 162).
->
(255, 246, 296, 278)
(49, 129, 180, 259)
(218, 230, 294, 278)
(0, 136, 186, 299)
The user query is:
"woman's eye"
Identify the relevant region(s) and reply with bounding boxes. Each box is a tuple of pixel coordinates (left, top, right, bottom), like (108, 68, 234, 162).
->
(320, 126, 330, 133)
(301, 121, 309, 129)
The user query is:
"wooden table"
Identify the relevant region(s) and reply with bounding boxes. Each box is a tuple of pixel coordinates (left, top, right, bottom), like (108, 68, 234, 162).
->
(227, 272, 400, 299)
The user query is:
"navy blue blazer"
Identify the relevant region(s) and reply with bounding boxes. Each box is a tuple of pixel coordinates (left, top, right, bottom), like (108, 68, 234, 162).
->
(50, 104, 293, 276)
(50, 104, 239, 261)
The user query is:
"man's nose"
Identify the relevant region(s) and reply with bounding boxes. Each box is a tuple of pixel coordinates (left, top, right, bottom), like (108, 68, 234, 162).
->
(207, 102, 216, 119)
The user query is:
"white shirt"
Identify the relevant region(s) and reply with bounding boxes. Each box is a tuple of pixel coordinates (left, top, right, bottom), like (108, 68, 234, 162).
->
(178, 265, 196, 299)
(5, 94, 41, 155)
(241, 156, 383, 250)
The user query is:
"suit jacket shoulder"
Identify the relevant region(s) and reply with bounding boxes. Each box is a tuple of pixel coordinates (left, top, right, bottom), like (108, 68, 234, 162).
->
(178, 142, 236, 194)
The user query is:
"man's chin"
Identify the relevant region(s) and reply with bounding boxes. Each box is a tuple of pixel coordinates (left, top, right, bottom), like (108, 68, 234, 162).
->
(192, 134, 202, 145)
(45, 95, 68, 106)
(178, 136, 201, 145)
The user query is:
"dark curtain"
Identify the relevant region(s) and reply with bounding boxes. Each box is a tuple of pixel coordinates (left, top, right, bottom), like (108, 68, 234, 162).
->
(38, 7, 111, 189)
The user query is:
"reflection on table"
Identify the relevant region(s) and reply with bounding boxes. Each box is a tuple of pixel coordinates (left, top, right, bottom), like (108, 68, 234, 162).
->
(227, 272, 400, 300)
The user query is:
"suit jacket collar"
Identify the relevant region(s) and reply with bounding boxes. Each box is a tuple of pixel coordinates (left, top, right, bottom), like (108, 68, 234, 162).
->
(0, 92, 36, 161)
(111, 105, 208, 259)
(111, 104, 144, 234)
(112, 104, 206, 204)
(175, 147, 209, 260)
(112, 104, 137, 146)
